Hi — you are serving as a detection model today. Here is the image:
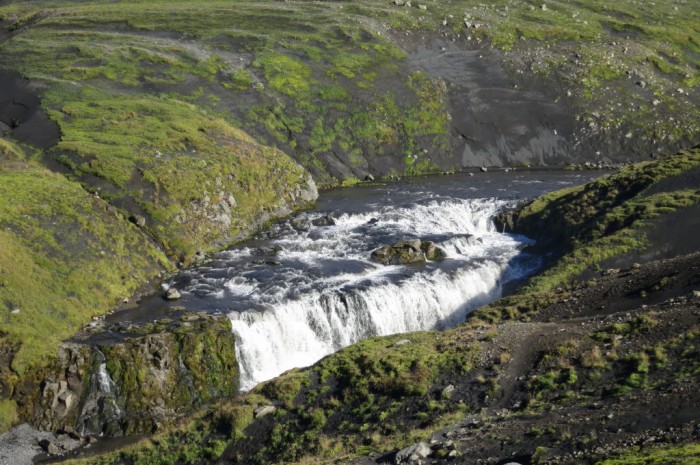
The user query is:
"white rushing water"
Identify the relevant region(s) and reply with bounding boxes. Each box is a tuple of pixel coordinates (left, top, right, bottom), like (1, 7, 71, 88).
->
(144, 172, 604, 392)
(209, 198, 534, 390)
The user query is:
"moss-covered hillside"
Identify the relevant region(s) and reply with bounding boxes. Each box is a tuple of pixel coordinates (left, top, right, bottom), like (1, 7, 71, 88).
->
(1, 0, 699, 183)
(0, 128, 313, 432)
(0, 0, 698, 441)
(55, 148, 700, 464)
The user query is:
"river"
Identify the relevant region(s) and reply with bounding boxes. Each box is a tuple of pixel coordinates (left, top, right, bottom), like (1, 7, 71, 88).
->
(126, 170, 605, 391)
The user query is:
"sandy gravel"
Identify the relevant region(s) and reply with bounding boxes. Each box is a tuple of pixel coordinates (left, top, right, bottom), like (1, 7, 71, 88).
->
(0, 423, 83, 465)
(0, 424, 51, 465)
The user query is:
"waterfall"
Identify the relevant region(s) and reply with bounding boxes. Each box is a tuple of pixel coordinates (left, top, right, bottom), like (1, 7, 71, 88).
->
(218, 198, 537, 391)
(78, 350, 123, 436)
(154, 173, 602, 392)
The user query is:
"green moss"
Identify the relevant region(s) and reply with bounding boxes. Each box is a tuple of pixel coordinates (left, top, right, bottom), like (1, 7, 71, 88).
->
(227, 69, 254, 90)
(0, 163, 168, 375)
(253, 51, 314, 100)
(0, 399, 19, 432)
(596, 442, 700, 464)
(42, 85, 311, 261)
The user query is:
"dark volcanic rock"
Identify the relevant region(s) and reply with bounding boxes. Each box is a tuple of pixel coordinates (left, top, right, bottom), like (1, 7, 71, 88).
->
(0, 70, 60, 149)
(311, 214, 336, 227)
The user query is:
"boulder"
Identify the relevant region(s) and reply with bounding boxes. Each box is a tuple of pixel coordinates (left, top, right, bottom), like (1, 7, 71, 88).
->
(163, 288, 181, 300)
(420, 241, 447, 261)
(395, 441, 432, 464)
(371, 239, 425, 265)
(128, 215, 147, 228)
(39, 439, 62, 455)
(311, 214, 336, 227)
(441, 384, 455, 398)
(290, 214, 311, 231)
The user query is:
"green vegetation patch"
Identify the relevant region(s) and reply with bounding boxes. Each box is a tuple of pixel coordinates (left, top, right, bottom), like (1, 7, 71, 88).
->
(596, 438, 700, 464)
(512, 148, 700, 292)
(0, 162, 168, 376)
(43, 85, 312, 261)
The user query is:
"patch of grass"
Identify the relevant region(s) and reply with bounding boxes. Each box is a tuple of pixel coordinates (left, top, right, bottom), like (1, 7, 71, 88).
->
(0, 137, 26, 161)
(254, 51, 314, 101)
(43, 85, 312, 261)
(226, 69, 254, 91)
(510, 148, 700, 292)
(0, 399, 18, 432)
(596, 442, 700, 465)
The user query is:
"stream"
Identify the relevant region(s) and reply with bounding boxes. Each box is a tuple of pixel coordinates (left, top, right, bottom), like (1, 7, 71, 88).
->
(122, 170, 604, 391)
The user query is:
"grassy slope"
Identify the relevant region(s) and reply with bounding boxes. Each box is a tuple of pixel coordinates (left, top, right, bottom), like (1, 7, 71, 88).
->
(0, 0, 453, 184)
(0, 0, 698, 436)
(43, 86, 313, 258)
(1, 0, 698, 181)
(60, 149, 700, 464)
(509, 146, 700, 292)
(0, 141, 170, 425)
(596, 443, 700, 465)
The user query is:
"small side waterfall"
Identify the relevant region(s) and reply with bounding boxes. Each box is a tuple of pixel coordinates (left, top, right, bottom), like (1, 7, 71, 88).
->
(77, 350, 123, 436)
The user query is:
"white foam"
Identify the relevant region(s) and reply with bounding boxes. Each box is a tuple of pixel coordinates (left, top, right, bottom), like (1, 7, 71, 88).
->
(226, 197, 531, 390)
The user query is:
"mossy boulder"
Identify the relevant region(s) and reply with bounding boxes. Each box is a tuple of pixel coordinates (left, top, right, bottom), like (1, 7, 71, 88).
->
(371, 239, 446, 265)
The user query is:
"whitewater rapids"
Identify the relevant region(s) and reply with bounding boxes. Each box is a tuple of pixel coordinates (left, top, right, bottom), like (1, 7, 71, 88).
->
(168, 197, 535, 390)
(159, 172, 601, 391)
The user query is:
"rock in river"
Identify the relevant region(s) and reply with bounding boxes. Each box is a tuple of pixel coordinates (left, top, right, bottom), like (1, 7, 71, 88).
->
(371, 239, 425, 265)
(371, 239, 446, 265)
(163, 288, 181, 300)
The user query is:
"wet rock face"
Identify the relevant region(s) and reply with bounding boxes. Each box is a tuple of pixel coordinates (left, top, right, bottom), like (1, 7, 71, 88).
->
(27, 314, 238, 436)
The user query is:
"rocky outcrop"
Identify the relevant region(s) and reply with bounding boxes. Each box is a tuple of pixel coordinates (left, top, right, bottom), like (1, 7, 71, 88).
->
(421, 241, 448, 261)
(25, 313, 237, 436)
(495, 147, 700, 251)
(371, 240, 447, 265)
